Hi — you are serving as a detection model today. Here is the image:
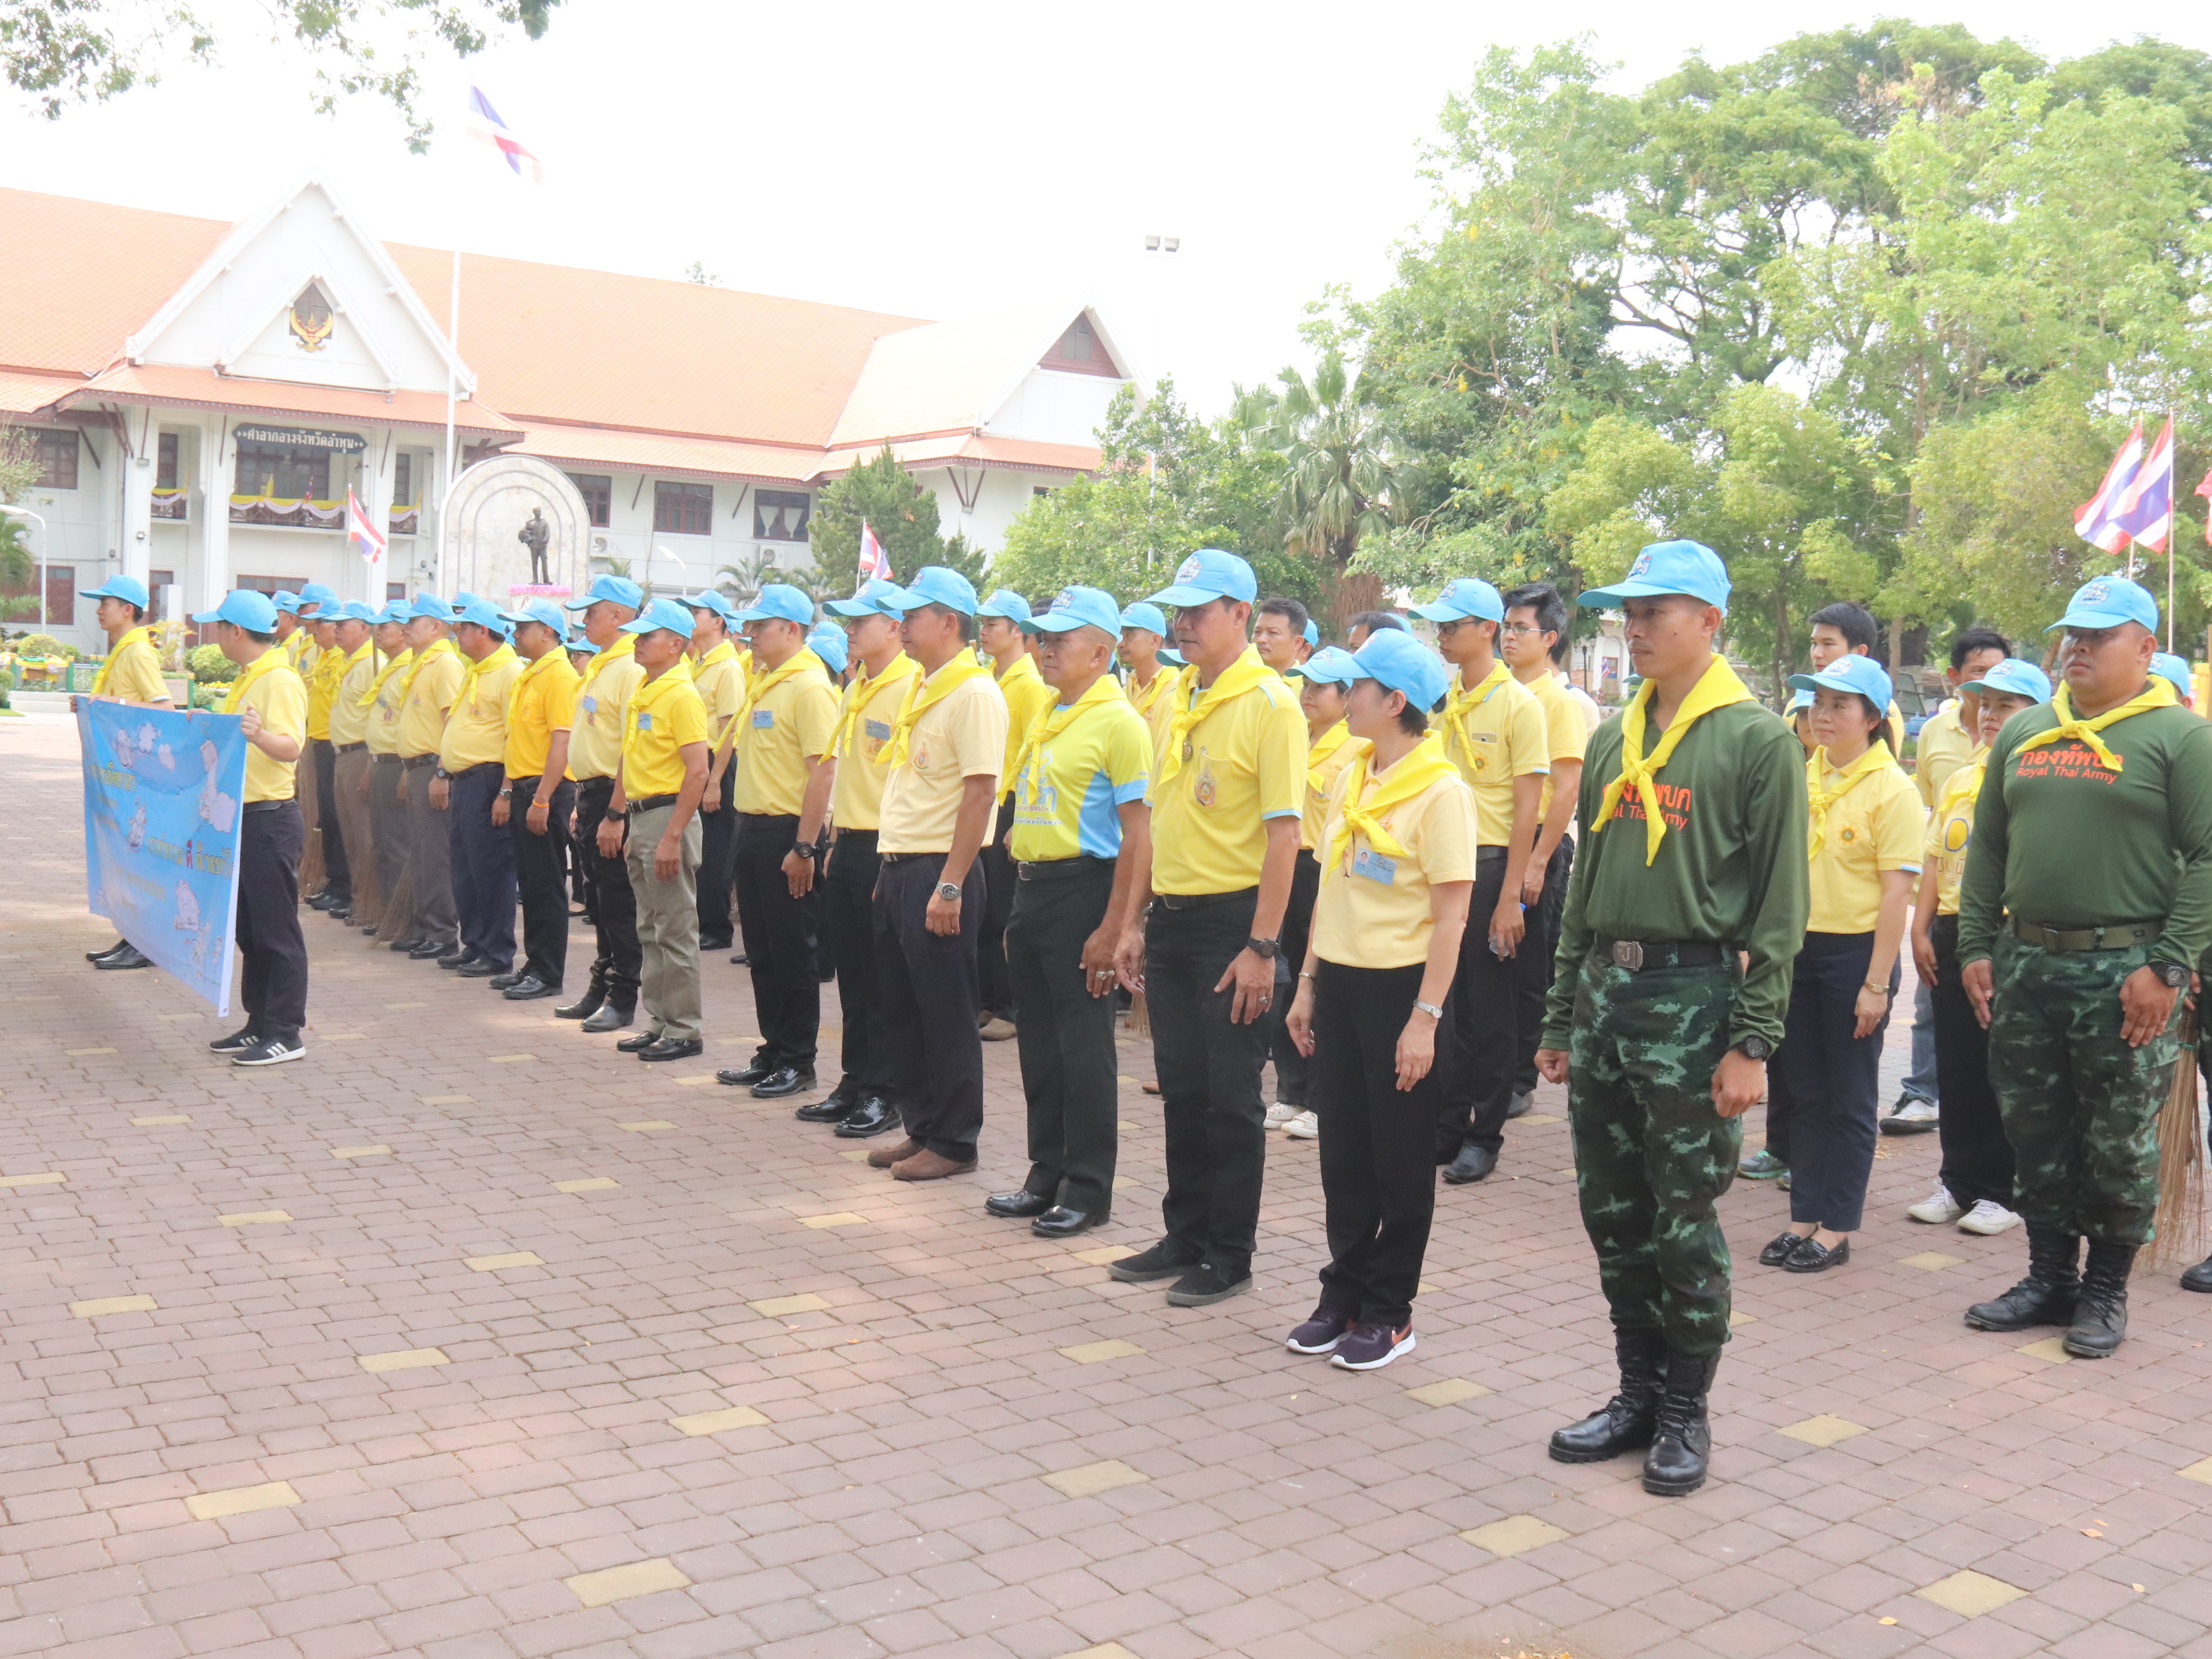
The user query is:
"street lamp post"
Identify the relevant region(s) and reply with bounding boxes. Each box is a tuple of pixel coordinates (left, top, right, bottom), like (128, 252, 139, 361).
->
(1, 504, 49, 630)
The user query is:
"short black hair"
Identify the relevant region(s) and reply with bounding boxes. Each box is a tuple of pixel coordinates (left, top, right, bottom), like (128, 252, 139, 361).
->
(1950, 626, 2010, 669)
(1503, 582, 1571, 662)
(1348, 610, 1408, 637)
(1395, 700, 1429, 738)
(1258, 596, 1310, 633)
(1808, 601, 1878, 653)
(921, 602, 975, 643)
(241, 626, 276, 645)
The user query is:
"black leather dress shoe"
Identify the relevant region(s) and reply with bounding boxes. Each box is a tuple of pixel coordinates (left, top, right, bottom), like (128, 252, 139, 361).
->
(729, 951, 750, 966)
(580, 1002, 634, 1033)
(308, 892, 333, 910)
(456, 959, 504, 978)
(700, 936, 733, 954)
(1442, 1144, 1498, 1184)
(637, 1036, 703, 1062)
(750, 1067, 815, 1099)
(985, 1190, 1053, 1219)
(795, 1090, 859, 1123)
(1757, 1232, 1803, 1267)
(615, 1029, 663, 1052)
(717, 1060, 774, 1089)
(437, 949, 476, 970)
(87, 940, 127, 962)
(1033, 1206, 1104, 1239)
(408, 940, 448, 960)
(554, 984, 605, 1020)
(95, 944, 154, 970)
(503, 976, 559, 1001)
(832, 1097, 899, 1138)
(390, 937, 423, 953)
(1784, 1236, 1850, 1273)
(489, 970, 526, 990)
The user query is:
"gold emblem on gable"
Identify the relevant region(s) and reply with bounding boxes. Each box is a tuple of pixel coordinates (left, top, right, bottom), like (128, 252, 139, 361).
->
(290, 283, 334, 353)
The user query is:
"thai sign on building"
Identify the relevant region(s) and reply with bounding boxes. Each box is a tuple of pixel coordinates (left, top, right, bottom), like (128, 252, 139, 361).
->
(230, 424, 366, 454)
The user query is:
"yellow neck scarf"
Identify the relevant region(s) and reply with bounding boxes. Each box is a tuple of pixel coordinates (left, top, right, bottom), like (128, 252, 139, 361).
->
(1442, 659, 1512, 762)
(1326, 735, 1458, 874)
(1009, 674, 1125, 801)
(580, 633, 635, 689)
(92, 626, 153, 696)
(696, 638, 736, 669)
(397, 635, 456, 704)
(2015, 677, 2177, 772)
(457, 641, 518, 712)
(1156, 648, 1277, 785)
(359, 646, 413, 709)
(1594, 654, 1756, 864)
(722, 648, 825, 755)
(827, 651, 919, 759)
(1806, 742, 1900, 858)
(1127, 664, 1172, 719)
(1307, 720, 1354, 793)
(221, 645, 290, 714)
(880, 654, 993, 767)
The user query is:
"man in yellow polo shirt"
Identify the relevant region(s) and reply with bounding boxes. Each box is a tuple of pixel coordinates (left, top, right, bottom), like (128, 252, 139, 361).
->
(317, 601, 379, 928)
(1413, 576, 1548, 1184)
(361, 603, 414, 942)
(191, 589, 311, 1067)
(433, 598, 524, 979)
(1118, 602, 1178, 750)
(1110, 549, 1307, 1307)
(76, 574, 171, 972)
(394, 593, 465, 962)
(688, 588, 748, 953)
(598, 597, 711, 1061)
(790, 577, 921, 1136)
(303, 602, 359, 919)
(861, 568, 1009, 1180)
(976, 588, 1052, 1042)
(983, 585, 1151, 1238)
(559, 575, 648, 1032)
(493, 598, 581, 1002)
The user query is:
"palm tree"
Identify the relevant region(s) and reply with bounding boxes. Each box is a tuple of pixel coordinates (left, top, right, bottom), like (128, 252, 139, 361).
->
(714, 549, 775, 608)
(1237, 351, 1402, 622)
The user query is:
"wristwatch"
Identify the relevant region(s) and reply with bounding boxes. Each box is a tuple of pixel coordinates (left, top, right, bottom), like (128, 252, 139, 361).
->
(433, 767, 450, 781)
(1412, 1000, 1445, 1021)
(497, 786, 513, 800)
(1246, 936, 1280, 960)
(792, 840, 819, 860)
(1731, 1035, 1772, 1061)
(2150, 960, 2191, 990)
(936, 881, 962, 902)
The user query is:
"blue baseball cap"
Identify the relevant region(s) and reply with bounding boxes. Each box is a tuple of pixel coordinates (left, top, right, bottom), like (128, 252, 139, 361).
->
(1148, 547, 1257, 608)
(1786, 688, 1814, 714)
(272, 590, 303, 615)
(882, 567, 980, 616)
(1411, 578, 1505, 625)
(566, 635, 601, 657)
(808, 622, 849, 674)
(620, 596, 697, 638)
(82, 574, 151, 609)
(1348, 628, 1449, 712)
(373, 602, 410, 625)
(1119, 602, 1168, 636)
(1579, 539, 1732, 614)
(455, 597, 513, 637)
(500, 597, 569, 636)
(1160, 646, 1187, 666)
(565, 574, 644, 613)
(2047, 574, 2159, 635)
(296, 582, 338, 612)
(1029, 585, 1123, 638)
(1960, 658, 2053, 704)
(1293, 645, 1361, 687)
(737, 582, 815, 626)
(334, 600, 379, 623)
(190, 589, 280, 631)
(978, 587, 1033, 622)
(406, 592, 455, 622)
(684, 589, 740, 625)
(1787, 653, 1893, 710)
(828, 578, 907, 618)
(1302, 618, 1320, 648)
(2152, 652, 2193, 701)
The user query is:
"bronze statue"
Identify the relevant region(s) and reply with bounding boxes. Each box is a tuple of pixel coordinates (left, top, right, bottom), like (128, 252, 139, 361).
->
(518, 507, 552, 586)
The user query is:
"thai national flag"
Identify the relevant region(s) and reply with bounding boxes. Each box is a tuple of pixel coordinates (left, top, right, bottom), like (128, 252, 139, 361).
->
(2076, 421, 2145, 555)
(467, 87, 544, 184)
(2111, 417, 2175, 553)
(858, 519, 893, 584)
(347, 489, 385, 572)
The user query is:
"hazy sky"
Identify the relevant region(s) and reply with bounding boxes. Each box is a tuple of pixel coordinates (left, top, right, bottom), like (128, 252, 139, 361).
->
(6, 0, 2207, 418)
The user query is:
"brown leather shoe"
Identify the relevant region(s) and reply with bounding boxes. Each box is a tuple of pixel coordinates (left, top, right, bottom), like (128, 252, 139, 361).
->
(866, 1137, 920, 1169)
(891, 1149, 978, 1181)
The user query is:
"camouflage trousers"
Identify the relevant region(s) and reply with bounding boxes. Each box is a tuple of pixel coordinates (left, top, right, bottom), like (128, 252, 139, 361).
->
(1566, 955, 1742, 1357)
(1988, 933, 2179, 1247)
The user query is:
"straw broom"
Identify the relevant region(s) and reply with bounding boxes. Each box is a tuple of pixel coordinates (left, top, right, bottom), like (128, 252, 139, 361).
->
(2149, 1006, 2206, 1271)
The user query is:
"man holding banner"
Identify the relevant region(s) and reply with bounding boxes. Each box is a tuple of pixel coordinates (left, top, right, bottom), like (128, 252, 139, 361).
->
(77, 573, 172, 973)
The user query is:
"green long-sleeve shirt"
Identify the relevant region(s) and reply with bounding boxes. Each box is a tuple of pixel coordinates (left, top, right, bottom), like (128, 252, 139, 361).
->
(1956, 697, 2212, 969)
(1542, 698, 1810, 1049)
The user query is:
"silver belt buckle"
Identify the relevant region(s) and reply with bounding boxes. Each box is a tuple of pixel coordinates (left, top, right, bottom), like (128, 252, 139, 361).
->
(1611, 940, 1644, 971)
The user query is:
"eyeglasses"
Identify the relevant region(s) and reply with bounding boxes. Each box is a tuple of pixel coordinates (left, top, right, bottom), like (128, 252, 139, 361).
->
(1499, 623, 1549, 637)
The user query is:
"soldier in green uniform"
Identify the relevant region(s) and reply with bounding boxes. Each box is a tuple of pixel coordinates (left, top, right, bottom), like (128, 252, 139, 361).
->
(1533, 541, 1808, 1497)
(1956, 574, 2212, 1356)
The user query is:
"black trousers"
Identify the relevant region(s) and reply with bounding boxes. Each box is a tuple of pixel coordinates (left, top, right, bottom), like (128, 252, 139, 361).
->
(236, 800, 307, 1042)
(976, 803, 1016, 1019)
(313, 739, 352, 904)
(697, 767, 738, 948)
(1779, 930, 1894, 1232)
(446, 763, 516, 970)
(1148, 889, 1269, 1282)
(1442, 848, 1516, 1157)
(509, 775, 574, 988)
(1266, 849, 1322, 1107)
(1930, 914, 2016, 1210)
(404, 760, 456, 948)
(1313, 959, 1449, 1326)
(825, 830, 891, 1096)
(574, 776, 640, 996)
(734, 813, 819, 1070)
(369, 755, 407, 913)
(1511, 836, 1574, 1095)
(876, 853, 986, 1161)
(1008, 859, 1120, 1213)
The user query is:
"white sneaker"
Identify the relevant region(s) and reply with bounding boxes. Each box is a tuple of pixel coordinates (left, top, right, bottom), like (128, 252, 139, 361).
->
(1881, 1099, 1940, 1135)
(1284, 1110, 1320, 1140)
(1958, 1199, 2022, 1236)
(1907, 1183, 1965, 1225)
(1264, 1102, 1300, 1129)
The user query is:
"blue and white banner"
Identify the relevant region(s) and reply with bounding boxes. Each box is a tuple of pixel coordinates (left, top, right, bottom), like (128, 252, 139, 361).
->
(78, 701, 248, 1014)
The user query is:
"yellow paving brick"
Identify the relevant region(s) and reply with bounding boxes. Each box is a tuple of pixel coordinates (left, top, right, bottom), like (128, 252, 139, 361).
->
(1731, 1310, 1759, 1325)
(1915, 1570, 2027, 1617)
(64, 1047, 118, 1056)
(1072, 1244, 1136, 1265)
(618, 1120, 676, 1132)
(1778, 1414, 1868, 1448)
(131, 1115, 192, 1126)
(668, 1406, 771, 1435)
(670, 1073, 720, 1086)
(1059, 1339, 1143, 1364)
(1112, 1176, 1135, 1190)
(564, 1558, 693, 1607)
(488, 1053, 535, 1064)
(1899, 1251, 1966, 1271)
(70, 1295, 156, 1316)
(184, 1481, 301, 1521)
(1460, 1515, 1568, 1557)
(1405, 1378, 1491, 1407)
(749, 1293, 833, 1317)
(0, 1172, 66, 1188)
(1518, 1112, 1563, 1125)
(322, 1032, 365, 1042)
(800, 1212, 867, 1229)
(839, 1149, 871, 1161)
(1041, 1459, 1150, 1498)
(217, 1211, 292, 1227)
(464, 1252, 544, 1272)
(331, 1145, 392, 1158)
(2017, 1337, 2073, 1364)
(2178, 1456, 2212, 1485)
(554, 1178, 620, 1193)
(358, 1348, 450, 1373)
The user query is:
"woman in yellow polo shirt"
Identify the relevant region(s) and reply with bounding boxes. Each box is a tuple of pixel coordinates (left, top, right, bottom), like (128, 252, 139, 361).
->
(1904, 658, 2048, 1237)
(1761, 654, 1923, 1274)
(1283, 630, 1474, 1371)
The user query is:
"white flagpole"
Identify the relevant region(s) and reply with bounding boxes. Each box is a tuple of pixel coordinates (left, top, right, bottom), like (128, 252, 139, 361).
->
(440, 246, 460, 595)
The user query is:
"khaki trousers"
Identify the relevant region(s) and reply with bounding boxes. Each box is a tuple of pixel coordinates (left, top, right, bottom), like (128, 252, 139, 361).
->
(626, 801, 702, 1041)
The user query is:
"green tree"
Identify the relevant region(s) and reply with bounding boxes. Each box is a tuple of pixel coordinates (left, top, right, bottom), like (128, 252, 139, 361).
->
(808, 447, 986, 598)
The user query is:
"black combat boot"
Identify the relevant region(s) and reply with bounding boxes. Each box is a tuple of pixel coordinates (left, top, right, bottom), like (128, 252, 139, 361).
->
(1549, 1326, 1668, 1463)
(2063, 1240, 2137, 1358)
(1964, 1225, 2080, 1331)
(554, 970, 607, 1022)
(1642, 1349, 1719, 1496)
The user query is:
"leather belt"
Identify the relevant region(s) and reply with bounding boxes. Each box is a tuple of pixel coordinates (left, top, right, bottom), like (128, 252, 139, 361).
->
(400, 754, 437, 770)
(372, 752, 400, 764)
(2009, 917, 2160, 952)
(630, 793, 679, 813)
(334, 741, 366, 754)
(1019, 856, 1114, 882)
(243, 798, 291, 815)
(1595, 938, 1730, 971)
(880, 851, 942, 864)
(1155, 887, 1257, 912)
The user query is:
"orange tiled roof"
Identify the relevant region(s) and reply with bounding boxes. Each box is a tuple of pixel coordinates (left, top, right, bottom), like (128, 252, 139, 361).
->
(55, 364, 520, 436)
(0, 369, 82, 415)
(509, 423, 822, 484)
(0, 189, 227, 376)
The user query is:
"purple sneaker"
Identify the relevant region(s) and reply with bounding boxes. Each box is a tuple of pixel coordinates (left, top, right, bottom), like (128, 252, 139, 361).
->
(1330, 1321, 1416, 1370)
(1285, 1308, 1351, 1354)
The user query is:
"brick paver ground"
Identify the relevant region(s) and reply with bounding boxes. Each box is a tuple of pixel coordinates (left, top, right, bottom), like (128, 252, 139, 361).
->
(6, 710, 2212, 1659)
